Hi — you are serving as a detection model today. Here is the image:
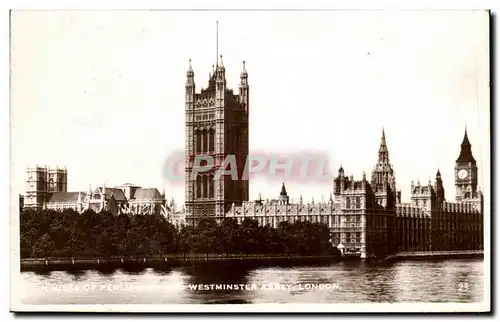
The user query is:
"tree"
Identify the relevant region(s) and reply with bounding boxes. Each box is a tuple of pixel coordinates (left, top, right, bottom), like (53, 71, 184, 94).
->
(31, 233, 56, 258)
(218, 218, 241, 255)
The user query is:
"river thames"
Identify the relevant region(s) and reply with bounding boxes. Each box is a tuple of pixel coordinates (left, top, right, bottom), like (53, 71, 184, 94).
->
(19, 258, 483, 304)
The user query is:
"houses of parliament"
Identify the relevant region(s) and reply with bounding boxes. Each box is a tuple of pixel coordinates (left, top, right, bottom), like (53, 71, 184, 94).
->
(184, 56, 484, 259)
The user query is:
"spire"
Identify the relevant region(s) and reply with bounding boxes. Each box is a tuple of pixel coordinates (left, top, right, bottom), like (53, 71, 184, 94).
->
(186, 58, 194, 78)
(219, 55, 224, 68)
(461, 127, 471, 147)
(280, 182, 287, 196)
(241, 60, 247, 77)
(379, 127, 388, 153)
(436, 169, 441, 179)
(456, 127, 476, 164)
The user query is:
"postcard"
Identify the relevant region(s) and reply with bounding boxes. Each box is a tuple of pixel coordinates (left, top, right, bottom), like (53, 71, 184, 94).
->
(10, 9, 490, 313)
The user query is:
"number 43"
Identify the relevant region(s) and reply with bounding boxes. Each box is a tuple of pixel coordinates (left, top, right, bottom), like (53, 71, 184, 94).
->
(458, 283, 469, 292)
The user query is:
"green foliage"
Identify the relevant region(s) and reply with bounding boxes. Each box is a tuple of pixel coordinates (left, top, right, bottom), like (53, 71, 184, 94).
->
(19, 209, 337, 258)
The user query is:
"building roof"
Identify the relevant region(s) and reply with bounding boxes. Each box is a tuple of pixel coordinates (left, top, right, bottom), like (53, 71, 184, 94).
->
(131, 188, 163, 200)
(93, 187, 128, 202)
(105, 188, 128, 201)
(47, 192, 83, 204)
(456, 129, 476, 164)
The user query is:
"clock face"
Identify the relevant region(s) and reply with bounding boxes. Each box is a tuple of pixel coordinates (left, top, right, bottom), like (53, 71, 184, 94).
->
(458, 169, 469, 180)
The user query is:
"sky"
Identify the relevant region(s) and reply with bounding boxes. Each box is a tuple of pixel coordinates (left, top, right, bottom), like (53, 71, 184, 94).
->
(10, 10, 490, 206)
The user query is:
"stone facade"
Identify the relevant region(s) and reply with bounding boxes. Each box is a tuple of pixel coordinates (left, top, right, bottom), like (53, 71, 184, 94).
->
(225, 129, 484, 259)
(184, 57, 249, 223)
(24, 165, 68, 210)
(22, 175, 172, 217)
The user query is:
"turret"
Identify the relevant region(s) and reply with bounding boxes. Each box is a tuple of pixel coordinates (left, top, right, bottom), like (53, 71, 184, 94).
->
(185, 59, 195, 111)
(435, 169, 445, 204)
(239, 60, 249, 112)
(279, 182, 289, 205)
(371, 127, 397, 195)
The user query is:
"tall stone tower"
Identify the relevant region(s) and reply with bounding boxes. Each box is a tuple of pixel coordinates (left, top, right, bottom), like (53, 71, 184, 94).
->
(47, 166, 68, 193)
(23, 165, 67, 210)
(370, 128, 397, 208)
(185, 57, 249, 223)
(24, 165, 48, 209)
(455, 128, 478, 201)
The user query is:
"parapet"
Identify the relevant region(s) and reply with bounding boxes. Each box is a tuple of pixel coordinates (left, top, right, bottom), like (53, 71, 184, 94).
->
(442, 201, 480, 214)
(228, 201, 340, 217)
(396, 204, 428, 218)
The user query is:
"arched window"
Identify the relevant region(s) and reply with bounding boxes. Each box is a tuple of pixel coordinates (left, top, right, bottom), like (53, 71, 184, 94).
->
(209, 175, 214, 198)
(202, 175, 208, 199)
(356, 197, 361, 209)
(196, 130, 202, 153)
(209, 129, 215, 152)
(346, 197, 351, 209)
(203, 130, 209, 153)
(196, 175, 202, 199)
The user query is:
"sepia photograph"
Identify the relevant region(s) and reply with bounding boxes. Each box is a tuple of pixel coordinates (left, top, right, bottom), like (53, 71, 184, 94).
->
(9, 8, 490, 313)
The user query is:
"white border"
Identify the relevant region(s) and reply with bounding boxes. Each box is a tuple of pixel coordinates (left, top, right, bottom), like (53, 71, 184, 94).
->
(5, 0, 496, 315)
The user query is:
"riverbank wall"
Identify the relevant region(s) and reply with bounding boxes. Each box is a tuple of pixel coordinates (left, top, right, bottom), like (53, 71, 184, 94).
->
(20, 254, 340, 271)
(378, 250, 484, 263)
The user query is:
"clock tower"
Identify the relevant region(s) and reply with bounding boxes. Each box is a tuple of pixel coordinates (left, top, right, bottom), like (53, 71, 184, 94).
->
(454, 128, 478, 202)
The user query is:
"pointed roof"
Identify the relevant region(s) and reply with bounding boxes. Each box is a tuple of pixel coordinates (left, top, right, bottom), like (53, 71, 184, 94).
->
(456, 128, 476, 164)
(186, 58, 194, 77)
(461, 128, 471, 146)
(280, 182, 287, 196)
(379, 127, 388, 152)
(240, 60, 247, 77)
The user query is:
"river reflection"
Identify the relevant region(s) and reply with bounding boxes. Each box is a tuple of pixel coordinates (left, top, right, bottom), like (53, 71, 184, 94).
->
(19, 258, 483, 305)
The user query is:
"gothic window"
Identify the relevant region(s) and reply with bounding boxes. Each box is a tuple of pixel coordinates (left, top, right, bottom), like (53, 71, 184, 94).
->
(209, 175, 214, 199)
(196, 131, 202, 153)
(346, 197, 351, 209)
(203, 175, 208, 198)
(356, 197, 361, 209)
(209, 129, 215, 152)
(196, 175, 202, 199)
(203, 130, 209, 152)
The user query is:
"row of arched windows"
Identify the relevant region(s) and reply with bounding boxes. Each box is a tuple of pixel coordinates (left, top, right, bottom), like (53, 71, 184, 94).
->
(346, 196, 362, 209)
(195, 129, 215, 153)
(196, 174, 215, 199)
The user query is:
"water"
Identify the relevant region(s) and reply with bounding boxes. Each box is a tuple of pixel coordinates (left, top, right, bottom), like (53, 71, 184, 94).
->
(19, 259, 483, 304)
